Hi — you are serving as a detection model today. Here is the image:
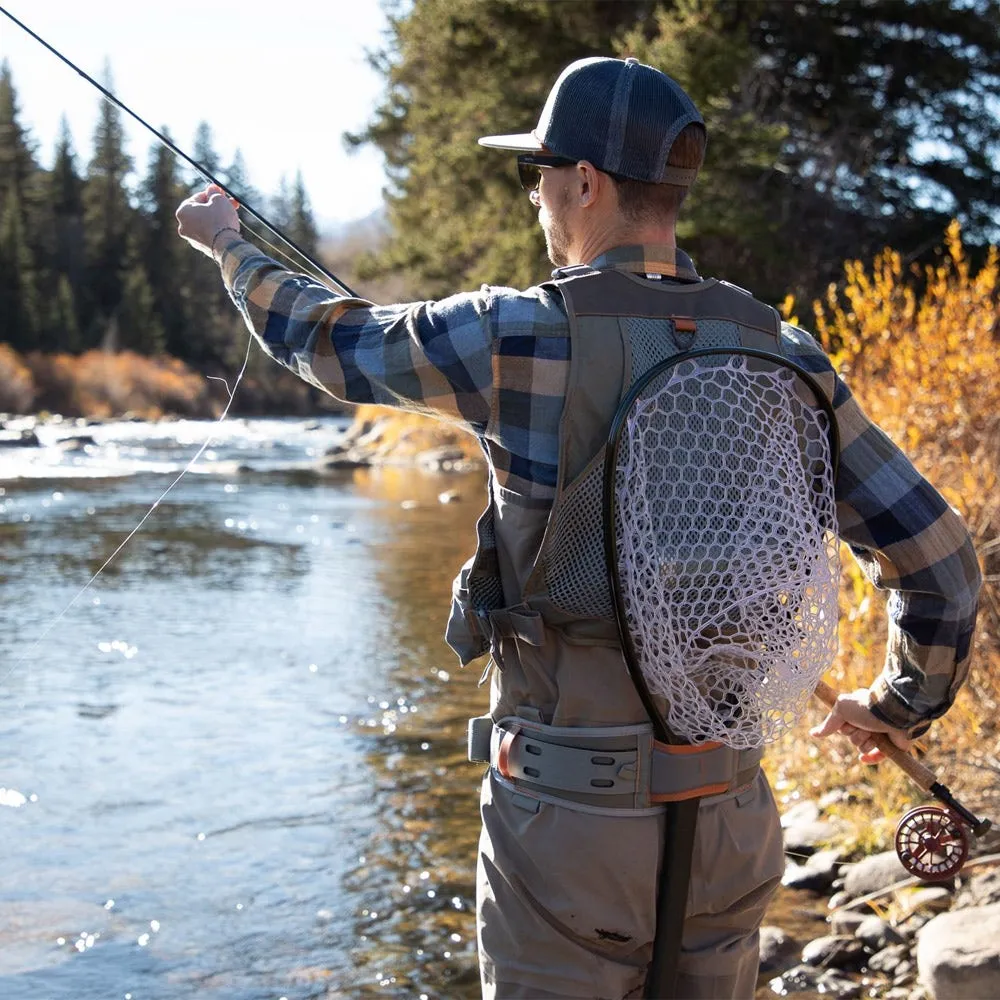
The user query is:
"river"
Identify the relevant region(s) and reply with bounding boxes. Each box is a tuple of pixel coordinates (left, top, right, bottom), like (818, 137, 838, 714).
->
(0, 416, 824, 1000)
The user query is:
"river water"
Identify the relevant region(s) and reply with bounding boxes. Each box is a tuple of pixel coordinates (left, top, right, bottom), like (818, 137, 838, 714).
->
(1, 416, 824, 1000)
(2, 416, 487, 1000)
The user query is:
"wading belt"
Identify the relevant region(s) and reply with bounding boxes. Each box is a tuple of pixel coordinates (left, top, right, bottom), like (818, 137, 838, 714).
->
(468, 714, 762, 814)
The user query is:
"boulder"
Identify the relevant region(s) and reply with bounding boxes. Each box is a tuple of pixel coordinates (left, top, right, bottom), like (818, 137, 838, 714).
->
(783, 819, 846, 856)
(916, 902, 1000, 1000)
(954, 868, 1000, 909)
(843, 850, 910, 898)
(782, 849, 843, 892)
(855, 914, 904, 951)
(758, 924, 799, 976)
(780, 799, 821, 827)
(802, 934, 867, 971)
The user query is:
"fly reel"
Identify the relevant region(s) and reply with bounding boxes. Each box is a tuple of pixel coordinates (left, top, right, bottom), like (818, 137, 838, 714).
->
(894, 805, 970, 881)
(814, 680, 991, 882)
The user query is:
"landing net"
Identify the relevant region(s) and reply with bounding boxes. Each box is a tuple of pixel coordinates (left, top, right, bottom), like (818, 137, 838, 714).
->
(610, 354, 840, 748)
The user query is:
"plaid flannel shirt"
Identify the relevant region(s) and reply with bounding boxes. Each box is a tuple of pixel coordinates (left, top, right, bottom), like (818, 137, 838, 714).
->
(215, 233, 981, 734)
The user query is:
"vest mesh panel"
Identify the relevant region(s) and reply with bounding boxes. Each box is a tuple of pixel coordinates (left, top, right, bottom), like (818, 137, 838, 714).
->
(546, 317, 744, 620)
(612, 355, 839, 747)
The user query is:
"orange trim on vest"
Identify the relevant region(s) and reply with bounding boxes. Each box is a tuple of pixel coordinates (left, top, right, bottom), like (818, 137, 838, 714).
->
(496, 730, 518, 780)
(650, 782, 732, 803)
(652, 739, 724, 755)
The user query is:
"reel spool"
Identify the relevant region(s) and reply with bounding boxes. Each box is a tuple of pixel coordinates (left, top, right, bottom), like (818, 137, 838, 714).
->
(894, 805, 970, 881)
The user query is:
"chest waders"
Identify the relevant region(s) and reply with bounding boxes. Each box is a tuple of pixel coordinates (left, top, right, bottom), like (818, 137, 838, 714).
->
(457, 267, 840, 998)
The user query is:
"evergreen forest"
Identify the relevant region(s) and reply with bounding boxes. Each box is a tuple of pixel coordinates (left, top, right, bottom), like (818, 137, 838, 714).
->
(0, 0, 998, 417)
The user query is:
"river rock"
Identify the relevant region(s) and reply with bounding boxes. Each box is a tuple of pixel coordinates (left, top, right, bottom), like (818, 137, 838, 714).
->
(814, 969, 863, 998)
(56, 434, 97, 451)
(758, 925, 798, 975)
(867, 942, 909, 975)
(901, 885, 954, 916)
(954, 868, 1000, 908)
(416, 446, 466, 471)
(769, 964, 820, 996)
(0, 428, 40, 447)
(829, 908, 867, 936)
(802, 934, 867, 970)
(855, 914, 904, 951)
(781, 799, 821, 827)
(783, 818, 846, 855)
(843, 850, 910, 898)
(782, 848, 843, 892)
(916, 902, 1000, 999)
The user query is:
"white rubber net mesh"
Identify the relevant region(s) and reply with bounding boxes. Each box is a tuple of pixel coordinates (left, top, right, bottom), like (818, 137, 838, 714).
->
(613, 355, 840, 748)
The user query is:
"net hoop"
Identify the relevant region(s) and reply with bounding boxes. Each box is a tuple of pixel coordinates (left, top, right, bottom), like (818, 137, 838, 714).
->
(604, 347, 840, 747)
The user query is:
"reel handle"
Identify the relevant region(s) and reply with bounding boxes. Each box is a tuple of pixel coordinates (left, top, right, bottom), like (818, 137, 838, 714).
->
(812, 680, 936, 790)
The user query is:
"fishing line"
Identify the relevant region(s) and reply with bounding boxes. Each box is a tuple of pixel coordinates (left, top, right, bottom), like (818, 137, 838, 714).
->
(0, 3, 359, 293)
(0, 7, 356, 682)
(0, 335, 255, 686)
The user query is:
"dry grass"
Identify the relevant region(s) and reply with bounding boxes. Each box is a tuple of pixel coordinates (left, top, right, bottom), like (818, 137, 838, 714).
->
(24, 350, 215, 420)
(0, 344, 36, 414)
(773, 222, 1000, 852)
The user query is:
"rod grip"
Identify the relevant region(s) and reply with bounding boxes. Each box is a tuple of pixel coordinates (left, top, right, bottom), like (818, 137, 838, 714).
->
(812, 680, 936, 791)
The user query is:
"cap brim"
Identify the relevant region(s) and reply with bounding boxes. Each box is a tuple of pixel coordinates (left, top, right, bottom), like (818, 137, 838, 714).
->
(477, 132, 544, 152)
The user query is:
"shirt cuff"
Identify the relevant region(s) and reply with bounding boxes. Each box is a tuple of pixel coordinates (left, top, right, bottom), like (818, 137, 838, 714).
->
(213, 233, 263, 285)
(868, 675, 933, 738)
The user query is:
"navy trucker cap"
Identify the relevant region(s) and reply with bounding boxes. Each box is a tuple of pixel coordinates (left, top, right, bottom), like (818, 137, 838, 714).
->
(479, 56, 704, 186)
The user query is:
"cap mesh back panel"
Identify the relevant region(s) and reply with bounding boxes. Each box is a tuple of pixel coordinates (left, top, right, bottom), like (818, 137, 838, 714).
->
(612, 356, 839, 748)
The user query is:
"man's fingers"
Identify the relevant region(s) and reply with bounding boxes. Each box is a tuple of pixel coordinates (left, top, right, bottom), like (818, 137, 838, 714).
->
(810, 711, 846, 739)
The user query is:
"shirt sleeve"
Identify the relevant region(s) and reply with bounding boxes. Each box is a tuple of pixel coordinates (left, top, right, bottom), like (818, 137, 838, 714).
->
(214, 234, 493, 434)
(781, 323, 982, 734)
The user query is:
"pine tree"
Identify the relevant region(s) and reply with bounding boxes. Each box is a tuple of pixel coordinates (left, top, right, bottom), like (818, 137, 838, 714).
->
(288, 170, 320, 261)
(82, 64, 134, 346)
(115, 233, 165, 355)
(191, 121, 222, 186)
(0, 61, 38, 208)
(48, 273, 81, 354)
(48, 117, 86, 315)
(138, 132, 188, 355)
(0, 187, 41, 350)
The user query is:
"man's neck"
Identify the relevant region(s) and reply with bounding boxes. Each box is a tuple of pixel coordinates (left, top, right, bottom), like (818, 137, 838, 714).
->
(571, 223, 677, 266)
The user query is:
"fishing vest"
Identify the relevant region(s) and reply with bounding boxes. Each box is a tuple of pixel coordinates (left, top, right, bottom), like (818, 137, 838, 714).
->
(456, 264, 840, 809)
(448, 265, 807, 663)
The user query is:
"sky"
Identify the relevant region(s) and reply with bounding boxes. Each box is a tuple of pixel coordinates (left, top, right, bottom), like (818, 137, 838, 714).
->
(0, 0, 393, 232)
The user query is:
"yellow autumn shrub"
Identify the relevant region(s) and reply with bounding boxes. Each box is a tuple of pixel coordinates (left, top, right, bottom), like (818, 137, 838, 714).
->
(773, 222, 999, 846)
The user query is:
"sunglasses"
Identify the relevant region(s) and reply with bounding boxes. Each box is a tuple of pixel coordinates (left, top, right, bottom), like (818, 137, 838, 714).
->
(516, 153, 578, 191)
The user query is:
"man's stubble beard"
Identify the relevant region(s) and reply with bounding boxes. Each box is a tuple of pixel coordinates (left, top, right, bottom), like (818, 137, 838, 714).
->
(541, 190, 573, 267)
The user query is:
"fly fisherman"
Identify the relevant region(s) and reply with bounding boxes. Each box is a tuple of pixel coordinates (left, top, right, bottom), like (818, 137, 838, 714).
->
(176, 57, 981, 1000)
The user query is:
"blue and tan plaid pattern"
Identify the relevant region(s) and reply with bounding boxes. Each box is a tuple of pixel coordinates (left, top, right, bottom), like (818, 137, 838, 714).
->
(215, 234, 981, 733)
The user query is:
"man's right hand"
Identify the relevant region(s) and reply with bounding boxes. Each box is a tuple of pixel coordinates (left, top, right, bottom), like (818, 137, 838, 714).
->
(176, 184, 240, 257)
(810, 687, 914, 765)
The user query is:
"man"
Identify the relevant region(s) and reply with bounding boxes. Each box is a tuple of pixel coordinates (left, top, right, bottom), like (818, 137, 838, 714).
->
(177, 57, 981, 1000)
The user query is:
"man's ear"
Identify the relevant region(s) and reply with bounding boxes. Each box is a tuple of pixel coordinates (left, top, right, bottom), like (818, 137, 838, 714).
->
(576, 160, 602, 207)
